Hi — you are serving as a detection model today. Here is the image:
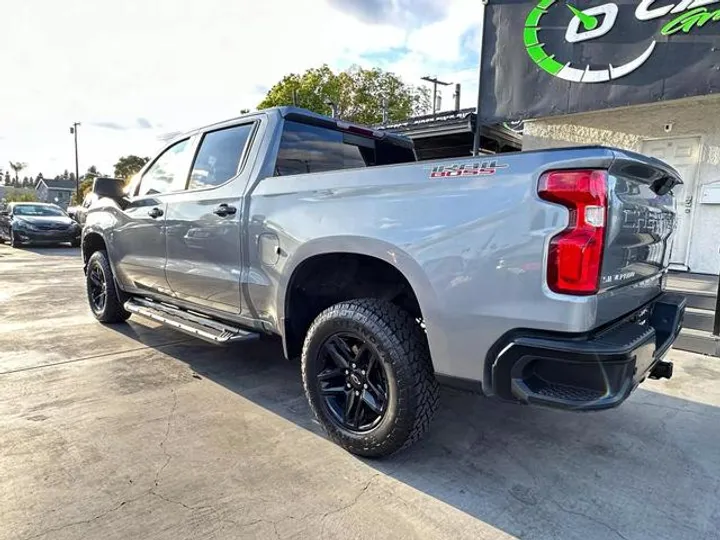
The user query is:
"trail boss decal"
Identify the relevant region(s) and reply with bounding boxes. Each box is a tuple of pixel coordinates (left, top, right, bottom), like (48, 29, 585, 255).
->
(525, 0, 720, 83)
(429, 161, 509, 178)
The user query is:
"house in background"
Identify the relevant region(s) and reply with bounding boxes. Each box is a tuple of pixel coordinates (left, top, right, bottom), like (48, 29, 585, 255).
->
(36, 178, 75, 209)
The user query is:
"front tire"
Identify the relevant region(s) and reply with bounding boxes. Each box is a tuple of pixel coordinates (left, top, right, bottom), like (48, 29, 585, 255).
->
(86, 250, 131, 323)
(9, 228, 19, 248)
(301, 299, 439, 458)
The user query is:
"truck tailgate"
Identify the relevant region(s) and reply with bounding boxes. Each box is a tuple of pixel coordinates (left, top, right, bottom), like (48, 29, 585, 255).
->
(596, 151, 682, 325)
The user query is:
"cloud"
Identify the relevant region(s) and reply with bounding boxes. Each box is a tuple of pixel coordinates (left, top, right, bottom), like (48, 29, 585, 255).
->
(157, 131, 183, 142)
(91, 121, 125, 130)
(327, 0, 447, 27)
(90, 117, 153, 130)
(135, 117, 153, 129)
(0, 0, 481, 177)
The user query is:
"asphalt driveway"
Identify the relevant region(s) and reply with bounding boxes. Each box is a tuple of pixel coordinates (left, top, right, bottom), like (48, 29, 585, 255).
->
(1, 244, 719, 540)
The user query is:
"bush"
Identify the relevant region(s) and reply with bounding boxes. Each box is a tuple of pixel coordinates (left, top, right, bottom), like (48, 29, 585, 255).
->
(2, 189, 37, 203)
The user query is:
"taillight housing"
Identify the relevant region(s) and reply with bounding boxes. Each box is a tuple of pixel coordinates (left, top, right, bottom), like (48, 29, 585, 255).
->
(538, 169, 608, 295)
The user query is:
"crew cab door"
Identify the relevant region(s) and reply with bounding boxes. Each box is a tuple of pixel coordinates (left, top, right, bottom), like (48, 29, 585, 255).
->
(112, 137, 195, 294)
(163, 122, 257, 314)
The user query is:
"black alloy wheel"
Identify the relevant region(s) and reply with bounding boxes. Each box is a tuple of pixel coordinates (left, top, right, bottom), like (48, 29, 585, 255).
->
(301, 298, 439, 458)
(88, 260, 108, 313)
(85, 250, 131, 323)
(316, 333, 389, 432)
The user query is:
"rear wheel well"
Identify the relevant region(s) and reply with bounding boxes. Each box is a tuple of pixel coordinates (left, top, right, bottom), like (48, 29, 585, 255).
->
(284, 253, 424, 360)
(82, 233, 107, 268)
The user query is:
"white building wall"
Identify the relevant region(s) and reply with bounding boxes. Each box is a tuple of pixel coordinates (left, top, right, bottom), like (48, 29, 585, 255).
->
(523, 95, 720, 275)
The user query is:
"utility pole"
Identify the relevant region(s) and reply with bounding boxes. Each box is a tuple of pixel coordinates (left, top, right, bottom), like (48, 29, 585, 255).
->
(70, 122, 81, 199)
(421, 76, 452, 115)
(325, 99, 338, 118)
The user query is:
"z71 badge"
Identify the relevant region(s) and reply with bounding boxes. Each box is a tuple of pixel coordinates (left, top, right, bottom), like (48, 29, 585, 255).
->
(429, 160, 509, 178)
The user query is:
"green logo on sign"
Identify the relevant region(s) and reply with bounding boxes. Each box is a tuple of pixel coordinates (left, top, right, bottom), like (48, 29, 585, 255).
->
(524, 1, 720, 83)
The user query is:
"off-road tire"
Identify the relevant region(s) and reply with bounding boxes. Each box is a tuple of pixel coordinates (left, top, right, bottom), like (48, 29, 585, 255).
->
(86, 250, 131, 323)
(302, 298, 439, 458)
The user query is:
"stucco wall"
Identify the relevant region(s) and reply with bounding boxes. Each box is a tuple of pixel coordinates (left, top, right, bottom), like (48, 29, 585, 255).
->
(524, 96, 720, 275)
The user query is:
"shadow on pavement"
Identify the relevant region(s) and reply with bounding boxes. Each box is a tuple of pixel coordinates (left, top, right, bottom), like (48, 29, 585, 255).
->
(107, 324, 720, 540)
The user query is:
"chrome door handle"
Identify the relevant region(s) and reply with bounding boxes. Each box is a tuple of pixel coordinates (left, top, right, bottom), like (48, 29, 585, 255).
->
(213, 204, 237, 217)
(148, 207, 164, 219)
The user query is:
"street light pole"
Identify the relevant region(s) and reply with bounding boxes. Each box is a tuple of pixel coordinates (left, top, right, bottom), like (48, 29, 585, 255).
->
(70, 122, 81, 200)
(421, 76, 452, 115)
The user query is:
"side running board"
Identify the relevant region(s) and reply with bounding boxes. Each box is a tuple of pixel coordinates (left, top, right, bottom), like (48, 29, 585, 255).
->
(124, 298, 259, 345)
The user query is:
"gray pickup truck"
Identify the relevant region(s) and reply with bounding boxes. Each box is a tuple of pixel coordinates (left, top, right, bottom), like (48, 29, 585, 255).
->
(82, 106, 685, 457)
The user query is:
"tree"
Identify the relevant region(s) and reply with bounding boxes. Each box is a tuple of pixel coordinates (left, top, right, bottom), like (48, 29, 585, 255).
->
(4, 172, 10, 185)
(113, 155, 150, 179)
(34, 173, 44, 187)
(257, 64, 431, 125)
(22, 176, 30, 188)
(8, 161, 27, 183)
(4, 188, 38, 202)
(70, 166, 103, 204)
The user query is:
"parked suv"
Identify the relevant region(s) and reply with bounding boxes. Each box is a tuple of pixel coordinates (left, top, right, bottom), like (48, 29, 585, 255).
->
(81, 107, 685, 457)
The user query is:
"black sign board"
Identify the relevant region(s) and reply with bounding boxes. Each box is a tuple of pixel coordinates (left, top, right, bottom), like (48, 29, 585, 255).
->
(480, 0, 720, 123)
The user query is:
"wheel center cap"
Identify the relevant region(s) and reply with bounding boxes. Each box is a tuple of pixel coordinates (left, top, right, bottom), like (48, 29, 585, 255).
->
(349, 372, 363, 388)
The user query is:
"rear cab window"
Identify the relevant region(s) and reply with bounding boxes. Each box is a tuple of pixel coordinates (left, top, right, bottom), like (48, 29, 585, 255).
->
(274, 120, 415, 176)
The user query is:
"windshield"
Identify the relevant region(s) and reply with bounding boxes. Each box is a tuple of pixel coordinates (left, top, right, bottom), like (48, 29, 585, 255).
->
(13, 205, 66, 217)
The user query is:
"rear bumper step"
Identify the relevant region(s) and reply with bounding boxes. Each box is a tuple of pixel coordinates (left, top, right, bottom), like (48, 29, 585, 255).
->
(124, 298, 259, 345)
(490, 292, 686, 411)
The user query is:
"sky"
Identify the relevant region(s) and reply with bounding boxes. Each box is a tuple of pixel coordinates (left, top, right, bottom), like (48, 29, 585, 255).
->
(0, 0, 483, 179)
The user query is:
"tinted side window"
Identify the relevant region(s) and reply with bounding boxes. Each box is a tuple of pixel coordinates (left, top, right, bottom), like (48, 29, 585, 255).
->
(274, 121, 372, 176)
(188, 124, 255, 190)
(138, 139, 191, 196)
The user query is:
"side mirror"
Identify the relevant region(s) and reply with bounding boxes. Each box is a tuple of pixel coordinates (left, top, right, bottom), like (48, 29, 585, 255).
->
(93, 177, 126, 200)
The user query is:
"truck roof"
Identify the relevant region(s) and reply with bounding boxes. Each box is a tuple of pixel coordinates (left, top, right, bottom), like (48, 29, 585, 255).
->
(173, 106, 413, 147)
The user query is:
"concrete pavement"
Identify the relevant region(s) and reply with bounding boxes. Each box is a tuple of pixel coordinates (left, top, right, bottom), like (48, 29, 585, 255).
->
(1, 244, 719, 540)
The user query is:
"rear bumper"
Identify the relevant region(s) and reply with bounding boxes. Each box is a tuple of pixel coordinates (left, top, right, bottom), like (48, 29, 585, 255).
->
(490, 292, 686, 411)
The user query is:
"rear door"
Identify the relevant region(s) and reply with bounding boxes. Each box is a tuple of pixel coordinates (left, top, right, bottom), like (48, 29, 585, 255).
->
(164, 121, 257, 314)
(112, 137, 195, 294)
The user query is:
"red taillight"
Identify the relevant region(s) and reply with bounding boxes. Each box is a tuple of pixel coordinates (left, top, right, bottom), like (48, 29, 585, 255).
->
(538, 169, 608, 295)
